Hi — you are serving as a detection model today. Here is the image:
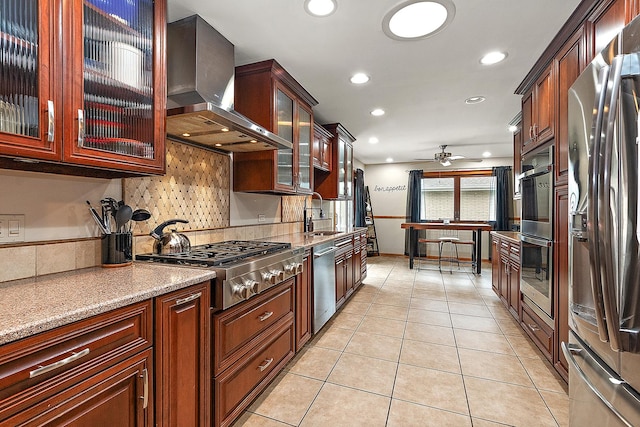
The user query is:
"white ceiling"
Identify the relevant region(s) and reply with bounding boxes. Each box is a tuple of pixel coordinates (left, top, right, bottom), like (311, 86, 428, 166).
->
(166, 0, 582, 165)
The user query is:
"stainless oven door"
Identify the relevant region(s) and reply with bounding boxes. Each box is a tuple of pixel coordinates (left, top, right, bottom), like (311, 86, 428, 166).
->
(520, 165, 553, 240)
(520, 234, 553, 319)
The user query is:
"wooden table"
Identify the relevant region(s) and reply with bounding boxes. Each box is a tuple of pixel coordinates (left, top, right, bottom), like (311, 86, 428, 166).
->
(401, 222, 493, 274)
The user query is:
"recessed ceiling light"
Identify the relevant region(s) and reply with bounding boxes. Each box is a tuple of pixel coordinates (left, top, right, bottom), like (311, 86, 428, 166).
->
(482, 151, 492, 158)
(382, 0, 455, 41)
(508, 125, 518, 132)
(304, 0, 337, 17)
(386, 157, 394, 163)
(369, 137, 379, 144)
(350, 73, 370, 84)
(480, 51, 508, 65)
(371, 108, 385, 116)
(465, 96, 485, 105)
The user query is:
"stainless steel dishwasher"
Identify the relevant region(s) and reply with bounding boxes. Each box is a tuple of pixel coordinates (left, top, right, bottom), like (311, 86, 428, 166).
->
(313, 240, 338, 333)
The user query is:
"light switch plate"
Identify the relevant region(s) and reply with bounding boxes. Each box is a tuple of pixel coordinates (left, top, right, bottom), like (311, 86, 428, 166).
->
(0, 214, 25, 243)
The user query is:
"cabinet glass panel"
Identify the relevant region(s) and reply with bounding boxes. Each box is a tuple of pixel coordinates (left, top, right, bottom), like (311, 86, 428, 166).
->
(0, 0, 40, 137)
(82, 0, 155, 158)
(345, 142, 353, 197)
(276, 88, 294, 186)
(298, 106, 311, 191)
(338, 137, 345, 195)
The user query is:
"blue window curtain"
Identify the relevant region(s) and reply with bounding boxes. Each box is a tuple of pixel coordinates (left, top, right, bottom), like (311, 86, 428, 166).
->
(492, 166, 511, 231)
(404, 169, 423, 256)
(354, 169, 366, 227)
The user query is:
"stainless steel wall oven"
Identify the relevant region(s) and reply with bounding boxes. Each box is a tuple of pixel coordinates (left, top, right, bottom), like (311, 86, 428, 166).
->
(519, 145, 554, 324)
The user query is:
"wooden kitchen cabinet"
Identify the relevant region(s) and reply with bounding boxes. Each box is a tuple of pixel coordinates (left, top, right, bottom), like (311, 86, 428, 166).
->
(491, 232, 520, 321)
(0, 0, 166, 177)
(521, 64, 555, 154)
(335, 254, 347, 308)
(555, 26, 586, 185)
(334, 235, 355, 308)
(155, 282, 210, 427)
(586, 0, 627, 62)
(314, 123, 356, 200)
(295, 249, 313, 351)
(554, 186, 570, 381)
(212, 280, 295, 427)
(313, 122, 332, 171)
(233, 59, 318, 194)
(0, 300, 153, 425)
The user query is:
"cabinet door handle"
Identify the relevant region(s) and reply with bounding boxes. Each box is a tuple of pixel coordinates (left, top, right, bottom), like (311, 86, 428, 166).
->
(29, 348, 90, 378)
(46, 100, 54, 142)
(258, 311, 274, 322)
(528, 323, 540, 332)
(175, 292, 201, 306)
(532, 123, 538, 139)
(139, 368, 149, 409)
(258, 357, 274, 372)
(77, 109, 85, 146)
(529, 125, 533, 140)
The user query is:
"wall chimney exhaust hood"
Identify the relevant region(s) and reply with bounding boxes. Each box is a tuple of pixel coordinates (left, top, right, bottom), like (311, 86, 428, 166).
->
(165, 15, 292, 153)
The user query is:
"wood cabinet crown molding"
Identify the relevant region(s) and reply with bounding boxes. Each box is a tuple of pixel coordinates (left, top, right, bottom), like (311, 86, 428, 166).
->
(515, 0, 601, 95)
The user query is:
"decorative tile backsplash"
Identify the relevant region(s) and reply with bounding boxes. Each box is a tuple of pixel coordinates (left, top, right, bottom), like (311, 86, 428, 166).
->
(123, 140, 231, 235)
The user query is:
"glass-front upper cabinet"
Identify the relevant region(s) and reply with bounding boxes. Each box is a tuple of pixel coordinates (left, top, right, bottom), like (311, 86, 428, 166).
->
(0, 0, 165, 175)
(314, 123, 356, 200)
(233, 60, 318, 194)
(65, 0, 165, 174)
(0, 0, 59, 160)
(276, 87, 294, 187)
(297, 105, 312, 192)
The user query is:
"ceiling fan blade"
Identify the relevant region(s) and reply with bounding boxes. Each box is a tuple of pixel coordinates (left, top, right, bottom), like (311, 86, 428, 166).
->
(449, 155, 465, 160)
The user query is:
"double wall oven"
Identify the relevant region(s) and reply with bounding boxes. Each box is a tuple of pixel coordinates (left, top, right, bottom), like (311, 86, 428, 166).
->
(519, 145, 554, 326)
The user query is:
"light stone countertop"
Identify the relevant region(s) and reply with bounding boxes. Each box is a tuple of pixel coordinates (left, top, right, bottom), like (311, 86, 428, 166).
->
(0, 263, 216, 346)
(265, 228, 368, 249)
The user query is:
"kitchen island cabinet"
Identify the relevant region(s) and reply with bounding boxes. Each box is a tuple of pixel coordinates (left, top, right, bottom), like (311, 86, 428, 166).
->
(0, 0, 167, 177)
(314, 123, 355, 200)
(233, 59, 318, 194)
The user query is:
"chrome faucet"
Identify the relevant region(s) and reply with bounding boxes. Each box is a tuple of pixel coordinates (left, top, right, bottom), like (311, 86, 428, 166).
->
(303, 192, 324, 232)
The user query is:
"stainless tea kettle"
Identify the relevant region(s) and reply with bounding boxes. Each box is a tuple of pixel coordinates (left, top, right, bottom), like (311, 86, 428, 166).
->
(150, 219, 191, 254)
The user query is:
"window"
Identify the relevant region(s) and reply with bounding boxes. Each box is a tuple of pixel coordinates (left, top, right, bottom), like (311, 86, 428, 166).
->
(420, 171, 496, 221)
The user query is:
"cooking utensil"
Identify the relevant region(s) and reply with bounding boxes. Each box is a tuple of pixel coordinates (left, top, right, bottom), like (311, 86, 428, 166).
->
(150, 219, 191, 254)
(131, 208, 151, 222)
(115, 204, 132, 233)
(86, 200, 110, 234)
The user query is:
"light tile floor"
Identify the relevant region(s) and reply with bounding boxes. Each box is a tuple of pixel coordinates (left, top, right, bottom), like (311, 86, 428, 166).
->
(232, 256, 569, 427)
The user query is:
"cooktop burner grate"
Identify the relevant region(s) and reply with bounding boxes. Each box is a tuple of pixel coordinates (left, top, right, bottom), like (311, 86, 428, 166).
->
(136, 240, 291, 267)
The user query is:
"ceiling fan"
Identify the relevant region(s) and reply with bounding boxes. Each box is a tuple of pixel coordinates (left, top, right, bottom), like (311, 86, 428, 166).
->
(415, 145, 483, 166)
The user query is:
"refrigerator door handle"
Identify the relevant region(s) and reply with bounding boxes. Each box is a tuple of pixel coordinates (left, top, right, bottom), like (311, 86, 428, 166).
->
(561, 341, 634, 427)
(600, 55, 624, 351)
(588, 65, 611, 343)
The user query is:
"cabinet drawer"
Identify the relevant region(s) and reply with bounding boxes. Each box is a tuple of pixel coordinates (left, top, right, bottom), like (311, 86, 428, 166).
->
(0, 300, 152, 422)
(213, 280, 294, 375)
(521, 305, 553, 358)
(214, 321, 295, 427)
(3, 348, 152, 427)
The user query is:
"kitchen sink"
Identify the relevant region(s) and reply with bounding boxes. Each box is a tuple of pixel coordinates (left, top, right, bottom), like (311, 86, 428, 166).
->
(307, 230, 343, 237)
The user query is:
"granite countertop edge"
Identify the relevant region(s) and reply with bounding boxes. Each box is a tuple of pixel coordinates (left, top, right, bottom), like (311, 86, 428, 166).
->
(0, 263, 216, 346)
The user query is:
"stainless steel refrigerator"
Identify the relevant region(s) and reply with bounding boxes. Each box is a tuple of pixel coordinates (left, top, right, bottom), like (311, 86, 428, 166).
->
(567, 15, 640, 427)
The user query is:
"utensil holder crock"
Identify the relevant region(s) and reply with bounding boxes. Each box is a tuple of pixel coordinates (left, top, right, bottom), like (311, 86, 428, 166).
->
(101, 232, 133, 266)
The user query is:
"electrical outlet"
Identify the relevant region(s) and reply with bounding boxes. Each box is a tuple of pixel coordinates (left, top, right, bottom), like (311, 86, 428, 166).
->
(258, 214, 266, 223)
(0, 214, 25, 243)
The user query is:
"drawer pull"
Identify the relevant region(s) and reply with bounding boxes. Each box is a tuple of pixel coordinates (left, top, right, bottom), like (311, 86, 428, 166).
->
(139, 368, 149, 409)
(528, 323, 540, 332)
(30, 348, 90, 378)
(176, 292, 202, 306)
(258, 357, 274, 372)
(259, 311, 274, 322)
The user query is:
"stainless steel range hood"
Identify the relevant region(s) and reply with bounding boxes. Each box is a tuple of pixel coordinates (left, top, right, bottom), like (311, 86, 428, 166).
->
(165, 15, 292, 153)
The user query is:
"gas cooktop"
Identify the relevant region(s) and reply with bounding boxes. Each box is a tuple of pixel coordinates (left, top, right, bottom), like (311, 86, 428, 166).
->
(136, 240, 292, 267)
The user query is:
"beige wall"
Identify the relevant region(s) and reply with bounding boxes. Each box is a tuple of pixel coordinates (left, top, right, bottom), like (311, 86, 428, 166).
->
(364, 158, 513, 256)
